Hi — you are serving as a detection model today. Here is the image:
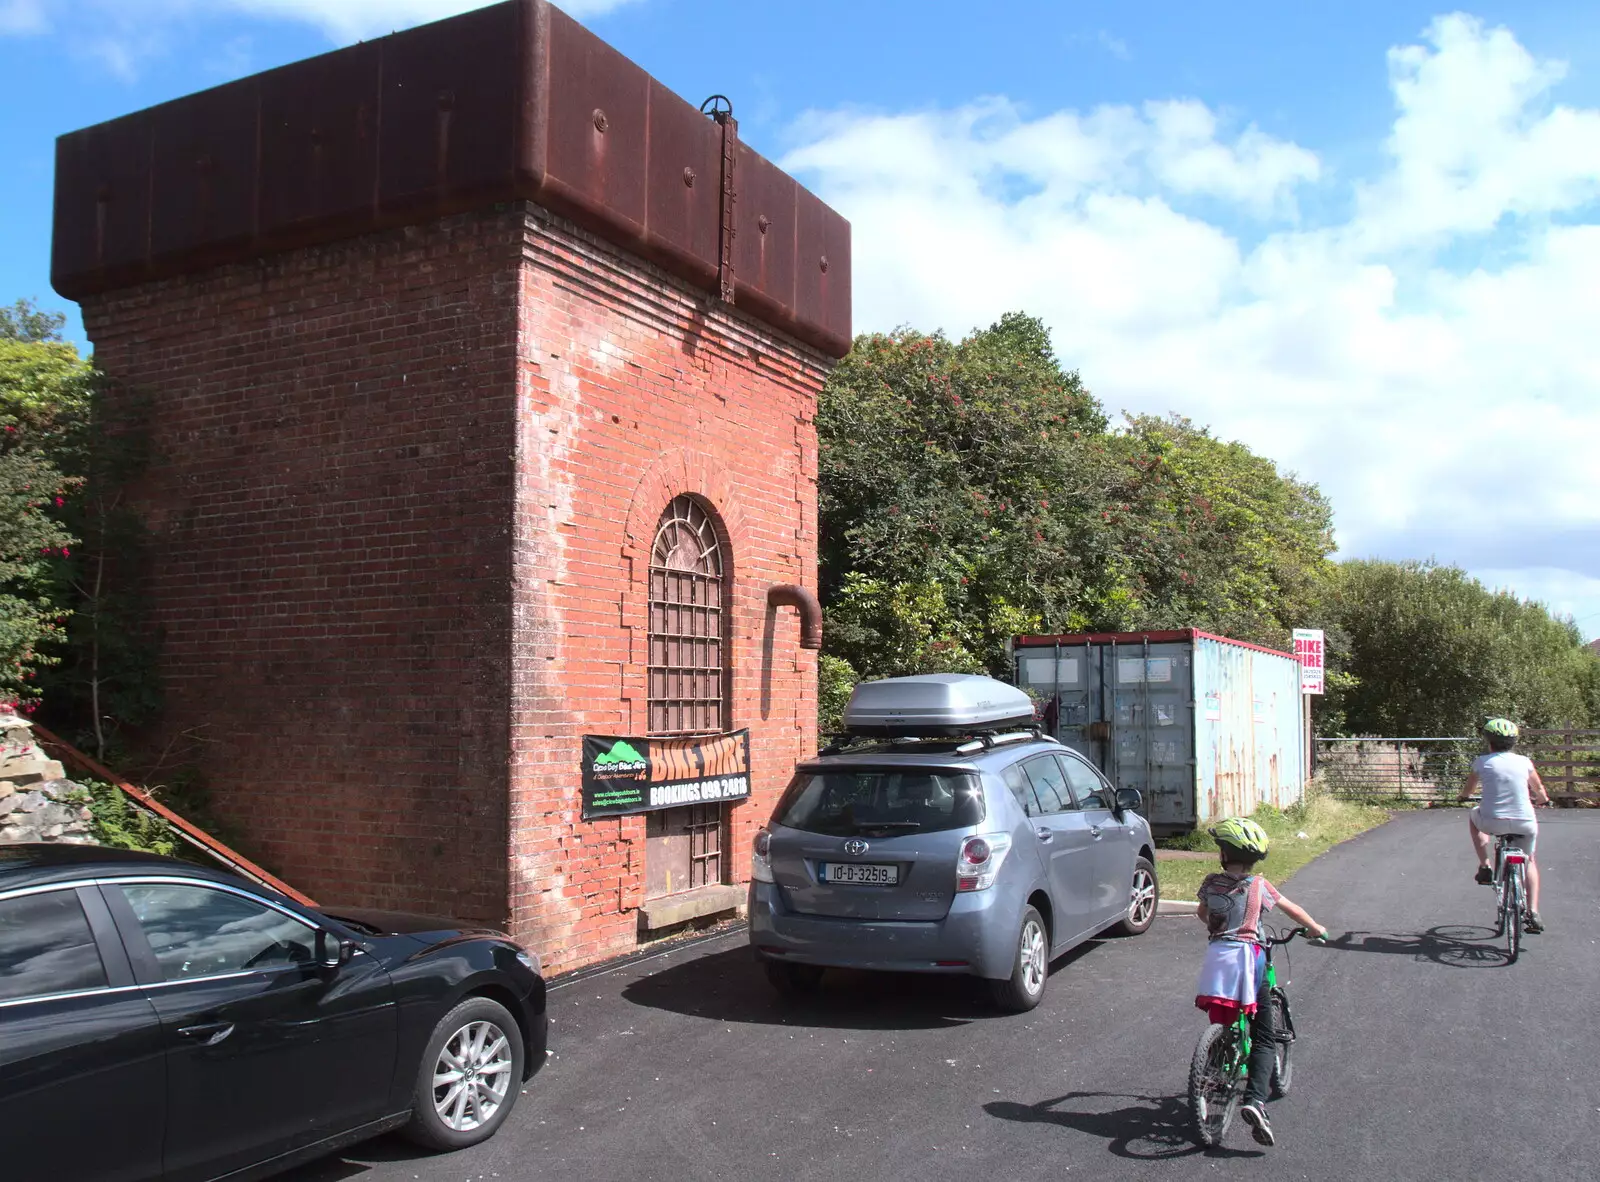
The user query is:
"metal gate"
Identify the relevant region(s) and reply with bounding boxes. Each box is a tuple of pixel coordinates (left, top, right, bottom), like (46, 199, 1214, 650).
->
(1316, 737, 1477, 803)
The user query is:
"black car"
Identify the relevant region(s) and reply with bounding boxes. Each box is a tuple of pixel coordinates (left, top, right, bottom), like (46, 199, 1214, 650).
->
(0, 843, 547, 1182)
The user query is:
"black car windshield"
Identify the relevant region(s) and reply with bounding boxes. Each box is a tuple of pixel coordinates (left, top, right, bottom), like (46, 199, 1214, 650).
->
(775, 768, 985, 836)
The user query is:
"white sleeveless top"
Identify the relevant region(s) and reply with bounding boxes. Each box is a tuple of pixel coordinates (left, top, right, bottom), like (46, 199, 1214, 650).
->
(1473, 751, 1536, 823)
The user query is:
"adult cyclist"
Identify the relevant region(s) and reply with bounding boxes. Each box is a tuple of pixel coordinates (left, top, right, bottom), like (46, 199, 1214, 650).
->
(1457, 718, 1550, 933)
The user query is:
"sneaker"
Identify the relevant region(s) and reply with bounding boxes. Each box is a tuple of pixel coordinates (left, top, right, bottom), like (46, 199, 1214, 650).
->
(1527, 912, 1545, 934)
(1475, 866, 1493, 885)
(1240, 1103, 1275, 1147)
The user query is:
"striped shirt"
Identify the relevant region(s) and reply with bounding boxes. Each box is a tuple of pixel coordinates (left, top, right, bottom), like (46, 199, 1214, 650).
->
(1198, 872, 1280, 944)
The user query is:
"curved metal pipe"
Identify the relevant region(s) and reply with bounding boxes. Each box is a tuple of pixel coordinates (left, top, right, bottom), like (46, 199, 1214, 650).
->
(767, 584, 823, 650)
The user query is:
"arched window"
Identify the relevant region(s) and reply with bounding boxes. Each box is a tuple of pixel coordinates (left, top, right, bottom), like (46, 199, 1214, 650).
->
(644, 496, 728, 900)
(647, 495, 725, 735)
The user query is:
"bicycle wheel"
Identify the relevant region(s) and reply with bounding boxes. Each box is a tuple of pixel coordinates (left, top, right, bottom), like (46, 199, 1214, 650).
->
(1268, 990, 1295, 1098)
(1506, 866, 1523, 965)
(1492, 862, 1507, 937)
(1189, 1023, 1243, 1147)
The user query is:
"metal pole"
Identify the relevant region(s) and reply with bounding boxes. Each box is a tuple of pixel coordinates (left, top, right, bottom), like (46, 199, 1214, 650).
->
(1053, 639, 1062, 740)
(1143, 637, 1152, 801)
(1303, 691, 1312, 789)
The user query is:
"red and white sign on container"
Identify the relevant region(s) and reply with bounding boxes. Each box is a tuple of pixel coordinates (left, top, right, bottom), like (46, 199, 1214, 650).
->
(1292, 628, 1325, 695)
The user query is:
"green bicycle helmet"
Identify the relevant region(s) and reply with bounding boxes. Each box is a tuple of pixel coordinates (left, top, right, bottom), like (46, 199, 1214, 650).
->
(1208, 816, 1271, 857)
(1483, 718, 1519, 739)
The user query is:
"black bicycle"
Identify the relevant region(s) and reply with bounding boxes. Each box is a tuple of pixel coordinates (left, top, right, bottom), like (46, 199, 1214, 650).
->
(1491, 834, 1532, 964)
(1189, 927, 1313, 1147)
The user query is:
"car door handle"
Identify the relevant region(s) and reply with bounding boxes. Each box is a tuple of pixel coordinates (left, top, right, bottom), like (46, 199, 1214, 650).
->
(1035, 828, 1053, 843)
(1090, 826, 1103, 839)
(177, 1021, 235, 1047)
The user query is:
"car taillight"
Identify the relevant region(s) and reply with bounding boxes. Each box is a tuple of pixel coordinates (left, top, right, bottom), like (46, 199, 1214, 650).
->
(752, 828, 775, 883)
(956, 833, 1012, 892)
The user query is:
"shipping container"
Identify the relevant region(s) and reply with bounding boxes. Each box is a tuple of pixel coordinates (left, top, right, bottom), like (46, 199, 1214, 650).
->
(1012, 629, 1305, 834)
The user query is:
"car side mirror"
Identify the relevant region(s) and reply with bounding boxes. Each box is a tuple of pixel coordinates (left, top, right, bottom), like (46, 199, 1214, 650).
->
(315, 929, 354, 971)
(1115, 787, 1143, 815)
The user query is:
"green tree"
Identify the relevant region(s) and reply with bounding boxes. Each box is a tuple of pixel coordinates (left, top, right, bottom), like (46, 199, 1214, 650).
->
(1321, 559, 1598, 735)
(0, 298, 68, 345)
(0, 300, 91, 705)
(0, 299, 159, 749)
(1111, 414, 1335, 649)
(817, 313, 1338, 686)
(818, 314, 1122, 678)
(41, 374, 161, 758)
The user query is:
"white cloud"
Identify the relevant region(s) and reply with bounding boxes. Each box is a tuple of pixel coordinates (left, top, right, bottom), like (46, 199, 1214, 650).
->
(1353, 14, 1600, 251)
(0, 0, 47, 33)
(1098, 30, 1130, 62)
(12, 0, 643, 74)
(781, 12, 1600, 626)
(220, 0, 640, 43)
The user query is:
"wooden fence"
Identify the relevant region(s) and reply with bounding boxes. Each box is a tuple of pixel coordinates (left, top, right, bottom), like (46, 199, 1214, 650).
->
(1315, 729, 1600, 806)
(1521, 728, 1600, 805)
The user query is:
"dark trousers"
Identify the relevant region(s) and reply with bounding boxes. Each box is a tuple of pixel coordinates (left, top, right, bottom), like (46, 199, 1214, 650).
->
(1243, 996, 1278, 1106)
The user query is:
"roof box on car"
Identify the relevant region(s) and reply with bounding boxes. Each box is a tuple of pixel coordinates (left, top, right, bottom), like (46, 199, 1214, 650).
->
(842, 674, 1037, 737)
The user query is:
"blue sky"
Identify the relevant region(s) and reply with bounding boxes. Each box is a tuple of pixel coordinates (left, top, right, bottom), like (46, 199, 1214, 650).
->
(5, 1, 1600, 637)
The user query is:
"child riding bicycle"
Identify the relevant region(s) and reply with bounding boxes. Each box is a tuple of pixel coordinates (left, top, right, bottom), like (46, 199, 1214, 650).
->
(1194, 817, 1328, 1148)
(1458, 718, 1549, 933)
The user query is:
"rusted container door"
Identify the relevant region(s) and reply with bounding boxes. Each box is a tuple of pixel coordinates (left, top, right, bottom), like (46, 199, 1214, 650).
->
(1017, 638, 1196, 832)
(645, 496, 728, 900)
(1104, 640, 1195, 830)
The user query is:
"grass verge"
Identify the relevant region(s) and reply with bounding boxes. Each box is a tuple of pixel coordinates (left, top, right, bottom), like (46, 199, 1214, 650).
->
(1155, 788, 1391, 903)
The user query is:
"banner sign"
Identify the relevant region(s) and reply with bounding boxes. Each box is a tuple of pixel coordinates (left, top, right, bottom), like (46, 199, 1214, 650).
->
(1292, 628, 1326, 695)
(580, 730, 752, 819)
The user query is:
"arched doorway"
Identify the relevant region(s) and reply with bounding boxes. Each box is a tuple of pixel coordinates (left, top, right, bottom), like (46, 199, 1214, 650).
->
(645, 495, 728, 899)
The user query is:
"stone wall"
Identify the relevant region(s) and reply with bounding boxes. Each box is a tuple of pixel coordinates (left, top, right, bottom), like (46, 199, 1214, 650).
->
(0, 713, 94, 844)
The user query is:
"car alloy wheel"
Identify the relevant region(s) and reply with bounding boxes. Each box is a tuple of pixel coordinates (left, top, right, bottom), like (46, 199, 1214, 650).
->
(433, 1019, 514, 1132)
(1019, 916, 1047, 995)
(1115, 855, 1160, 936)
(990, 904, 1050, 1013)
(404, 996, 526, 1151)
(1129, 867, 1157, 927)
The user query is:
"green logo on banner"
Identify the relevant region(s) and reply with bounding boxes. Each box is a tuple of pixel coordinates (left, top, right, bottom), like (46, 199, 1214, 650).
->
(594, 740, 646, 769)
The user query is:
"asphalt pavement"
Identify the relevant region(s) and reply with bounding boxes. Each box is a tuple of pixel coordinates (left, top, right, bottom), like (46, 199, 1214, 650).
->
(287, 809, 1600, 1182)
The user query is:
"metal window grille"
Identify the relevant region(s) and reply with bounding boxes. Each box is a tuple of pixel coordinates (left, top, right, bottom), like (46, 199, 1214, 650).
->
(643, 803, 724, 896)
(647, 496, 724, 736)
(644, 496, 728, 897)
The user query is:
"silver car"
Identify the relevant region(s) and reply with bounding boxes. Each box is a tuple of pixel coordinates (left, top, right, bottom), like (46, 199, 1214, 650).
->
(748, 688, 1159, 1012)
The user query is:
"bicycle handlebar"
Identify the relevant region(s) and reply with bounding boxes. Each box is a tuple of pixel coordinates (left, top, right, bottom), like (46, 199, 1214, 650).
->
(1266, 926, 1328, 947)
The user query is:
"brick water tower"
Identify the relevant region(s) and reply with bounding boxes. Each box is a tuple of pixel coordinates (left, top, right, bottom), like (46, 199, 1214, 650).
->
(51, 0, 849, 972)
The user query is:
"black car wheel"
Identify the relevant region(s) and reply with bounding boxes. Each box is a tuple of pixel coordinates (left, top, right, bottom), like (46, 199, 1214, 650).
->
(990, 905, 1049, 1013)
(403, 996, 525, 1151)
(1113, 857, 1160, 936)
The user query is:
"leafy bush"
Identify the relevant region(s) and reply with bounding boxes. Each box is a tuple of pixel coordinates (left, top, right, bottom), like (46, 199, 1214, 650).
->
(71, 778, 183, 857)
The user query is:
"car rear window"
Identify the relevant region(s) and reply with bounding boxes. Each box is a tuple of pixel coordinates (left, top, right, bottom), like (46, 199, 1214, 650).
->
(775, 768, 985, 836)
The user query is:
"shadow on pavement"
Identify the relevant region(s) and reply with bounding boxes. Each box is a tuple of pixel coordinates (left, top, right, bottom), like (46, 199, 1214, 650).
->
(622, 941, 1102, 1030)
(276, 1135, 437, 1181)
(1330, 925, 1513, 968)
(984, 1090, 1262, 1160)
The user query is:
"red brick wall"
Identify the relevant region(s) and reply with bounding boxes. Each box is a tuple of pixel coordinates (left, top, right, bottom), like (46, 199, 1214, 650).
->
(507, 205, 827, 971)
(79, 209, 526, 923)
(79, 200, 829, 971)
